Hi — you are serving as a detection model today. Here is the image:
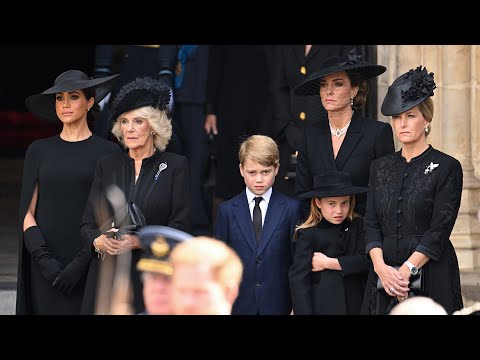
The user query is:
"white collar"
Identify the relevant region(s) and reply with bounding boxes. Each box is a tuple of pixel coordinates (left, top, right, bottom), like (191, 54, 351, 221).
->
(245, 186, 272, 205)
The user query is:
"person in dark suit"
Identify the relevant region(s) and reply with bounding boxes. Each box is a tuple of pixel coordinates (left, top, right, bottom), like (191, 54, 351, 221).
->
(92, 45, 177, 139)
(288, 171, 370, 315)
(362, 66, 463, 315)
(17, 70, 120, 315)
(271, 45, 354, 196)
(215, 135, 302, 315)
(167, 45, 211, 236)
(292, 48, 395, 217)
(204, 45, 272, 204)
(80, 77, 190, 314)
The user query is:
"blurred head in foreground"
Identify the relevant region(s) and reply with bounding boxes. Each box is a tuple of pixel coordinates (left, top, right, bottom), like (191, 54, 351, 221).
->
(389, 296, 447, 315)
(137, 226, 192, 315)
(170, 236, 243, 315)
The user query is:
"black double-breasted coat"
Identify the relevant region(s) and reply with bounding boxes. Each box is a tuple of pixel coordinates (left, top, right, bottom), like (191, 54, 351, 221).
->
(289, 218, 369, 315)
(361, 146, 463, 314)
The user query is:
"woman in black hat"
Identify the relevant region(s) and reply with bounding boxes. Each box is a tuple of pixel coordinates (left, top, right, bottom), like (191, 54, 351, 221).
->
(362, 66, 463, 314)
(292, 48, 395, 217)
(80, 77, 191, 314)
(18, 70, 121, 314)
(288, 171, 370, 315)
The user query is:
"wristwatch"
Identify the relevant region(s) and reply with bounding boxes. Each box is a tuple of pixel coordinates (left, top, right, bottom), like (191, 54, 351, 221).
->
(404, 260, 419, 276)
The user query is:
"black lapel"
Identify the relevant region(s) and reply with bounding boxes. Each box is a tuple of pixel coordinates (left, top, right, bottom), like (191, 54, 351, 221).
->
(335, 113, 364, 170)
(232, 193, 257, 253)
(257, 190, 286, 255)
(317, 121, 337, 170)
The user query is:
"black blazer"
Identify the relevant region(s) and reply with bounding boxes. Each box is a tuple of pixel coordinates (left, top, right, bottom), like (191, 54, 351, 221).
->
(295, 111, 395, 215)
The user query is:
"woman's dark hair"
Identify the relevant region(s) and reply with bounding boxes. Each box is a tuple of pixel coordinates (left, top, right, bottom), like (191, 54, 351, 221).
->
(346, 71, 369, 108)
(83, 87, 98, 130)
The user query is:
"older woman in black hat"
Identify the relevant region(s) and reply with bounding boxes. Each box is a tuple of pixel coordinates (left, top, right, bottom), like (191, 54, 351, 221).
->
(292, 48, 395, 217)
(361, 66, 463, 314)
(288, 171, 370, 315)
(18, 70, 120, 314)
(80, 77, 191, 314)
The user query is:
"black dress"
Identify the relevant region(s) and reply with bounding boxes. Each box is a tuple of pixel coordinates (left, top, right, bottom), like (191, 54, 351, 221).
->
(361, 146, 463, 314)
(289, 218, 370, 315)
(80, 149, 190, 314)
(16, 135, 120, 314)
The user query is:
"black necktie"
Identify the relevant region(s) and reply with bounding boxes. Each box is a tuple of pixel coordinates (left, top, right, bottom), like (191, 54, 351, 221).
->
(253, 196, 263, 243)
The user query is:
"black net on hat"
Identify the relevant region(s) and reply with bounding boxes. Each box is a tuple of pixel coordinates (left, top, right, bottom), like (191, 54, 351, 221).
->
(291, 48, 386, 123)
(110, 77, 171, 123)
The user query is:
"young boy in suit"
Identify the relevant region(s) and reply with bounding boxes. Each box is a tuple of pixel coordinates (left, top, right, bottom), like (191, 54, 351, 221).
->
(215, 135, 302, 315)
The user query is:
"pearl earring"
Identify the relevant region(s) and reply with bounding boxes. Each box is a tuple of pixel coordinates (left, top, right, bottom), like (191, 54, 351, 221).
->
(350, 97, 354, 106)
(424, 128, 428, 133)
(151, 131, 155, 136)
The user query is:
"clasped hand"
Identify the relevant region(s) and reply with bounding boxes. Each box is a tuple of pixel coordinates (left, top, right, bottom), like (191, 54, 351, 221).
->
(98, 228, 139, 255)
(377, 265, 410, 299)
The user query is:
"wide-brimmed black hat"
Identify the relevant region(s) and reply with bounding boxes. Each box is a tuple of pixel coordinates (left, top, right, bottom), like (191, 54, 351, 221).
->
(381, 65, 436, 116)
(291, 48, 386, 122)
(136, 226, 193, 275)
(25, 70, 118, 122)
(298, 170, 367, 199)
(110, 77, 171, 123)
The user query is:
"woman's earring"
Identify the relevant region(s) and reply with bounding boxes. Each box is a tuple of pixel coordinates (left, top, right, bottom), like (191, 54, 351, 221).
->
(350, 97, 354, 106)
(424, 127, 428, 133)
(151, 131, 155, 136)
(87, 108, 90, 112)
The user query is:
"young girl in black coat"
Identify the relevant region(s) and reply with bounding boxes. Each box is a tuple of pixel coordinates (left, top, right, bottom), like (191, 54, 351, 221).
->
(289, 170, 370, 315)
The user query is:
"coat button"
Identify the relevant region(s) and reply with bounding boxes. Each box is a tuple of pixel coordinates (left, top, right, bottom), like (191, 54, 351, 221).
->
(299, 112, 306, 120)
(256, 282, 261, 288)
(397, 209, 402, 214)
(397, 223, 402, 228)
(398, 196, 402, 201)
(300, 66, 306, 75)
(256, 257, 262, 264)
(404, 172, 408, 178)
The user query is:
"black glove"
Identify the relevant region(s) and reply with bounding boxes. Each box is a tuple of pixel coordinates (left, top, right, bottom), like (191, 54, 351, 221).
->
(52, 247, 92, 295)
(23, 226, 62, 284)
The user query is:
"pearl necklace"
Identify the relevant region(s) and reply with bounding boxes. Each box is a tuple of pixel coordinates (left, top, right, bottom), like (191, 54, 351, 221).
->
(329, 110, 354, 138)
(329, 120, 351, 138)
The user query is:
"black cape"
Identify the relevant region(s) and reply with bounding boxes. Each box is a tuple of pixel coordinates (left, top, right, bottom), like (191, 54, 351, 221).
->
(16, 134, 120, 314)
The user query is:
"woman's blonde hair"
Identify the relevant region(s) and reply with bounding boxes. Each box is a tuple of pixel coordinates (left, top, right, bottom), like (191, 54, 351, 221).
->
(417, 97, 434, 136)
(294, 196, 358, 238)
(111, 106, 172, 151)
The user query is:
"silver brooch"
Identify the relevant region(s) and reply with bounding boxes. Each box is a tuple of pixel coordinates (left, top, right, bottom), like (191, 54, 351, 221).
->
(424, 162, 439, 174)
(154, 162, 168, 181)
(345, 228, 349, 232)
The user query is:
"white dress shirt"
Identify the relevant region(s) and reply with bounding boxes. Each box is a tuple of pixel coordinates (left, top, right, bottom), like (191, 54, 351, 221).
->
(245, 186, 272, 227)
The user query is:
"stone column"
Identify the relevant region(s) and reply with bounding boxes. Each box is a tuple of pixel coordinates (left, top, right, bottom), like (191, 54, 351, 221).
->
(377, 45, 480, 269)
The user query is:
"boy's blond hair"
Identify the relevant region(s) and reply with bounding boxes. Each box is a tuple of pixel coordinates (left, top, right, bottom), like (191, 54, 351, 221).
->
(238, 135, 279, 168)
